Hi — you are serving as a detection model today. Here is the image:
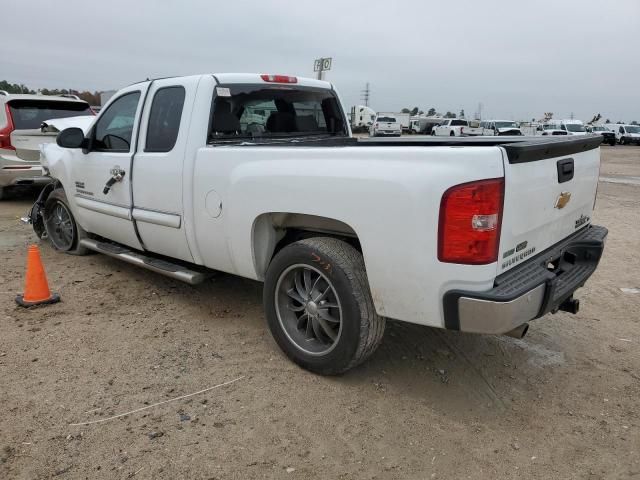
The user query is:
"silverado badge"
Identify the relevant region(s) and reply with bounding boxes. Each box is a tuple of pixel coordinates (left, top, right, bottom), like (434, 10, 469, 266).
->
(555, 191, 571, 209)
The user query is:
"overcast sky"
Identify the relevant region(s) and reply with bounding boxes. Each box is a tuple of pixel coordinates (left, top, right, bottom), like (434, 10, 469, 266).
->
(3, 0, 639, 121)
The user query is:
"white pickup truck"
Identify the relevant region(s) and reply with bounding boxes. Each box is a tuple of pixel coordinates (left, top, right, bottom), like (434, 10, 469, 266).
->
(30, 73, 607, 375)
(432, 119, 483, 137)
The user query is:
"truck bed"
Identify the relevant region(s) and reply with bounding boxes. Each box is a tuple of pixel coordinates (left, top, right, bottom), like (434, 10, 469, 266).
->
(220, 135, 603, 164)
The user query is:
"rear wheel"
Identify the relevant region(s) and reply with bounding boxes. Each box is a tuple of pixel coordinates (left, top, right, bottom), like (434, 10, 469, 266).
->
(0, 187, 5, 201)
(450, 131, 455, 137)
(43, 189, 89, 255)
(264, 237, 385, 375)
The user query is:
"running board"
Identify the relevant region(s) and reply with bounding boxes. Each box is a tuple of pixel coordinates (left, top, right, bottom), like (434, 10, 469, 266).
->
(79, 238, 210, 285)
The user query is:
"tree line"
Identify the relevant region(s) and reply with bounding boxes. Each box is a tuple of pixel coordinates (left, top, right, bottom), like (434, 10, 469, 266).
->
(400, 107, 464, 118)
(0, 80, 103, 106)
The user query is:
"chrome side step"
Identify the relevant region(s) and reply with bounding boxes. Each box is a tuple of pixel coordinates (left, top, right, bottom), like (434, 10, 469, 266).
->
(79, 238, 210, 285)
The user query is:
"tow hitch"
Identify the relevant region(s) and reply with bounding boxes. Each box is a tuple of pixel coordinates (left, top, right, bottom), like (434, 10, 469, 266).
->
(558, 296, 580, 314)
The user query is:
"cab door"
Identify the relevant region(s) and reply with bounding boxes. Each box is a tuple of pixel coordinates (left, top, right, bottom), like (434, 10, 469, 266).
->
(131, 77, 200, 262)
(69, 84, 149, 249)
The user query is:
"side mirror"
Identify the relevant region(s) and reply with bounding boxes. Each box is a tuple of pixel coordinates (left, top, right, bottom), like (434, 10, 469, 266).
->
(56, 127, 86, 149)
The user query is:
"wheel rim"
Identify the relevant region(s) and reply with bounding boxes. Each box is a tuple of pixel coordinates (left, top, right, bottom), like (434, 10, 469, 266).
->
(274, 264, 343, 356)
(46, 201, 75, 250)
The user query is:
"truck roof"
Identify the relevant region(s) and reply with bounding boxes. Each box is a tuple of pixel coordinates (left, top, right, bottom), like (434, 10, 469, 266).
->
(213, 73, 331, 90)
(128, 73, 333, 90)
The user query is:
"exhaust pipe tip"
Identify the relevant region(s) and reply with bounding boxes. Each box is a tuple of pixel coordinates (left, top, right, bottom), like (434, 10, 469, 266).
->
(504, 323, 529, 339)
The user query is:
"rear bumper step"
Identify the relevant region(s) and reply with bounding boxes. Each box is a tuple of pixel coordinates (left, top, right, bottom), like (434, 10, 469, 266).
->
(79, 239, 211, 285)
(443, 225, 608, 334)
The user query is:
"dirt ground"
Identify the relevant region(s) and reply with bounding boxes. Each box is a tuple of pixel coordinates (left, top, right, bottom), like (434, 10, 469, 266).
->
(1, 146, 639, 480)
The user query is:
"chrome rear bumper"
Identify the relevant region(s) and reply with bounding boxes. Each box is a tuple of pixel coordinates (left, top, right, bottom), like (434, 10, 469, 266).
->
(443, 225, 608, 335)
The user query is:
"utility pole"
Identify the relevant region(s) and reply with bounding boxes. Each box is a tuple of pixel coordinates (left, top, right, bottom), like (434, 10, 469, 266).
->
(360, 82, 370, 107)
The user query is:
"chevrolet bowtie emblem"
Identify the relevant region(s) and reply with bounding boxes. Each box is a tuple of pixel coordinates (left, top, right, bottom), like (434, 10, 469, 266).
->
(555, 191, 571, 209)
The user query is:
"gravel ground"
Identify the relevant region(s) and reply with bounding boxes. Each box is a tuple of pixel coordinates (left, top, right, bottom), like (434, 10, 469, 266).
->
(1, 146, 639, 479)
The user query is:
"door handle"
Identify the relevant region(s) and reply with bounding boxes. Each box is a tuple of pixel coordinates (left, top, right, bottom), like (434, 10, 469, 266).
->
(103, 167, 125, 194)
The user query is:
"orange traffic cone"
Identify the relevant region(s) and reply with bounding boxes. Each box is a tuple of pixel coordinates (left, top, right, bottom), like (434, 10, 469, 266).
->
(15, 245, 60, 307)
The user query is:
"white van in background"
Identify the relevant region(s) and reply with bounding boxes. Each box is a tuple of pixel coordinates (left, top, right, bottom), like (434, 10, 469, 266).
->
(611, 124, 640, 145)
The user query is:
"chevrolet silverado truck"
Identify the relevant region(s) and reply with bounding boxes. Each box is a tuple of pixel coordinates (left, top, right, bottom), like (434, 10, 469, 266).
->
(30, 73, 607, 375)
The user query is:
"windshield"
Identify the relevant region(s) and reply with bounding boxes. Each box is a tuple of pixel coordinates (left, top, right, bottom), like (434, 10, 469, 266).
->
(8, 100, 93, 129)
(625, 126, 640, 133)
(377, 117, 396, 123)
(208, 84, 347, 142)
(565, 123, 585, 132)
(544, 124, 561, 130)
(495, 121, 518, 129)
(592, 126, 606, 131)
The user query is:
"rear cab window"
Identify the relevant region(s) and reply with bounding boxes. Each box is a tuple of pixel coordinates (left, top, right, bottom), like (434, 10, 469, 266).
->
(208, 84, 347, 143)
(377, 117, 396, 123)
(451, 119, 468, 126)
(145, 86, 185, 152)
(8, 100, 93, 129)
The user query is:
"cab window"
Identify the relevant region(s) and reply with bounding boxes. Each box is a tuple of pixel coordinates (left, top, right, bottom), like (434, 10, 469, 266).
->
(145, 86, 185, 152)
(93, 92, 141, 152)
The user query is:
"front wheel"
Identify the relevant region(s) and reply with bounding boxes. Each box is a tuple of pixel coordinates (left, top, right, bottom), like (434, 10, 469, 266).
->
(43, 189, 89, 255)
(450, 131, 455, 137)
(263, 237, 385, 375)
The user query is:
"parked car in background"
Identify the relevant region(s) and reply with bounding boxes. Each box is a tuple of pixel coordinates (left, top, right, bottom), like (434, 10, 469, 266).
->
(614, 124, 640, 145)
(540, 123, 568, 136)
(587, 125, 616, 146)
(0, 91, 94, 199)
(480, 120, 523, 136)
(432, 119, 483, 137)
(369, 114, 402, 137)
(32, 72, 607, 374)
(543, 120, 587, 136)
(377, 112, 410, 133)
(410, 116, 445, 135)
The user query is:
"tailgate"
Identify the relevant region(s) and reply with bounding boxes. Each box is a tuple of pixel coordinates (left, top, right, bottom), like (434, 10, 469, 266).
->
(10, 129, 57, 162)
(498, 136, 602, 274)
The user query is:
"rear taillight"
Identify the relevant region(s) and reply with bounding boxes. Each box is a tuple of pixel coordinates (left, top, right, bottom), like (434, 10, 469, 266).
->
(438, 178, 504, 264)
(0, 103, 15, 150)
(460, 126, 464, 135)
(260, 74, 298, 84)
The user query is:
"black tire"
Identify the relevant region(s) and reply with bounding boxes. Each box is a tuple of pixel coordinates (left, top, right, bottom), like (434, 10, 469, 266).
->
(620, 137, 626, 145)
(609, 139, 616, 146)
(0, 187, 5, 201)
(43, 188, 89, 255)
(263, 237, 385, 375)
(449, 131, 455, 136)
